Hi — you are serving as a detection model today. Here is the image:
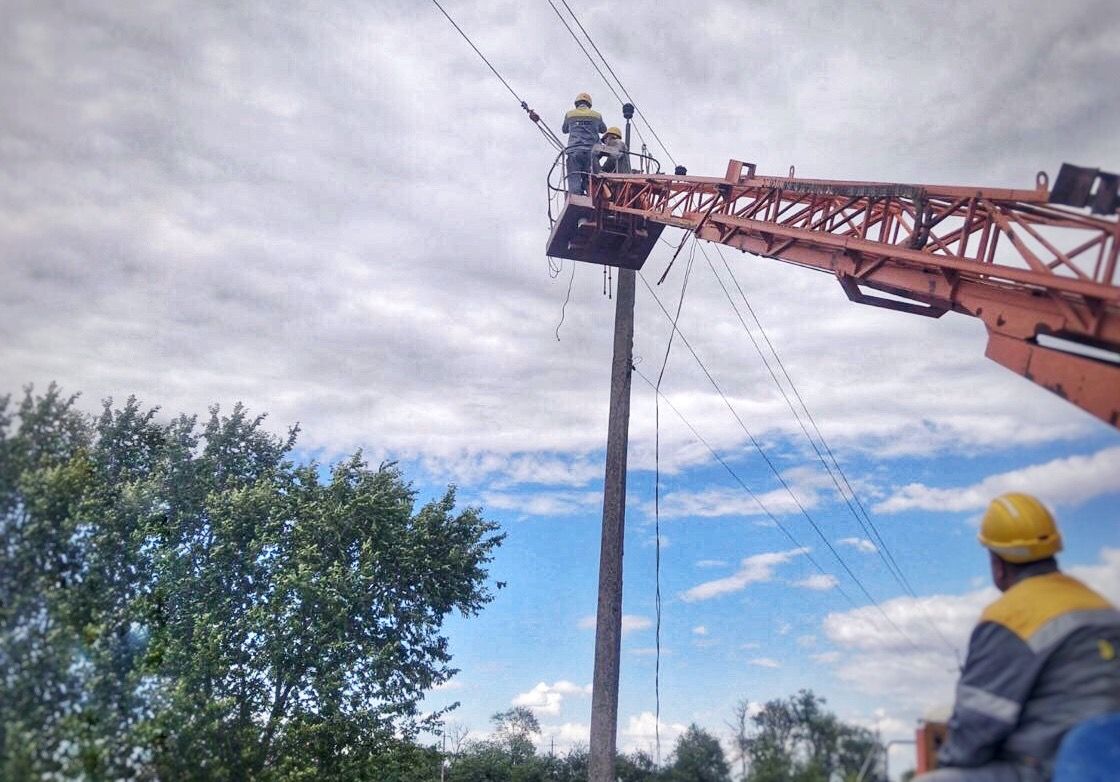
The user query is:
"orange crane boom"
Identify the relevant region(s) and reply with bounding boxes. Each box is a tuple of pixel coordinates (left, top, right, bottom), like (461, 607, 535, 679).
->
(546, 160, 1120, 428)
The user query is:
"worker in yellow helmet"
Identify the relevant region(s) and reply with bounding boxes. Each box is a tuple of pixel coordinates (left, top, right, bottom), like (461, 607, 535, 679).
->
(561, 92, 606, 194)
(591, 126, 631, 174)
(917, 493, 1120, 781)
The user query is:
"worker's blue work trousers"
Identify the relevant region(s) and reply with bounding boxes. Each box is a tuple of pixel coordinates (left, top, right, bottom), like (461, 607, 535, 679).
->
(566, 147, 591, 194)
(917, 764, 1044, 781)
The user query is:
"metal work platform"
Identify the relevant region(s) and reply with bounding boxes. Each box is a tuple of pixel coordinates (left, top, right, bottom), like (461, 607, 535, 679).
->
(545, 195, 665, 270)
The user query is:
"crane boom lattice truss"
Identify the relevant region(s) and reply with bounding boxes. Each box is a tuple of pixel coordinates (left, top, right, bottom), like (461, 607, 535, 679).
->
(572, 161, 1120, 427)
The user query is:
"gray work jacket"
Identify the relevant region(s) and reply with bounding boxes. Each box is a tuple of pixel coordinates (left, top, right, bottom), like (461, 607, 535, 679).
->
(939, 565, 1120, 774)
(562, 107, 607, 149)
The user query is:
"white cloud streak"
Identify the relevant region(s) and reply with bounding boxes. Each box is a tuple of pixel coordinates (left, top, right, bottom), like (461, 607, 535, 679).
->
(578, 614, 652, 635)
(876, 446, 1120, 513)
(837, 537, 877, 553)
(681, 548, 808, 602)
(820, 548, 1120, 709)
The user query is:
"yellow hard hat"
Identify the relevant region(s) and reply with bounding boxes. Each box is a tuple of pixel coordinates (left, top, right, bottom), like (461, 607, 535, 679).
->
(604, 127, 622, 139)
(575, 92, 592, 106)
(978, 493, 1063, 564)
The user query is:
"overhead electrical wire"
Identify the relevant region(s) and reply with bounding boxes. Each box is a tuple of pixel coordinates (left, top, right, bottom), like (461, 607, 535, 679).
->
(543, 0, 655, 156)
(632, 365, 928, 658)
(540, 0, 959, 724)
(431, 0, 564, 150)
(636, 271, 924, 652)
(704, 243, 961, 661)
(554, 0, 677, 167)
(650, 236, 697, 764)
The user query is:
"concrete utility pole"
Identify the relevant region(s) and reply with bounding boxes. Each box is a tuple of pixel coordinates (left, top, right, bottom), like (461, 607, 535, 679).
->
(588, 103, 637, 782)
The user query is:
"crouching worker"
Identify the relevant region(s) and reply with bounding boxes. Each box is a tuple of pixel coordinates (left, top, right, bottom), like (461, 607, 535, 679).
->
(918, 493, 1120, 781)
(592, 126, 630, 174)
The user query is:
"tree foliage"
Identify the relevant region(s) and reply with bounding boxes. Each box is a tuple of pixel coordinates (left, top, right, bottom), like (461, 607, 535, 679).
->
(0, 384, 503, 780)
(730, 690, 885, 782)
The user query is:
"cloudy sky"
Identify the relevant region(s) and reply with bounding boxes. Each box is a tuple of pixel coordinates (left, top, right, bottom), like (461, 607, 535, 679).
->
(3, 0, 1119, 776)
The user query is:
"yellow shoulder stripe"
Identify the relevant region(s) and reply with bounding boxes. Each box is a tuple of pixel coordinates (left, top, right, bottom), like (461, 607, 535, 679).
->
(981, 573, 1114, 641)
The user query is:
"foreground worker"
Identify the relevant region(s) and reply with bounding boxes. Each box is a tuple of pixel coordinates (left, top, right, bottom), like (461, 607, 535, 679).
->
(561, 92, 606, 194)
(919, 493, 1120, 781)
(592, 126, 631, 174)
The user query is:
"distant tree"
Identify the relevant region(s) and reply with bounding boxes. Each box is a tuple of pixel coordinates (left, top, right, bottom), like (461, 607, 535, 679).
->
(733, 690, 885, 782)
(617, 748, 660, 781)
(492, 706, 542, 765)
(668, 724, 732, 782)
(0, 384, 504, 780)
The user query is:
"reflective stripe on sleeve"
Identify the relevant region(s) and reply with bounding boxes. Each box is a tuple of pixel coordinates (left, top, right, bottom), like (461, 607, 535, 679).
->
(957, 684, 1021, 724)
(1028, 609, 1120, 654)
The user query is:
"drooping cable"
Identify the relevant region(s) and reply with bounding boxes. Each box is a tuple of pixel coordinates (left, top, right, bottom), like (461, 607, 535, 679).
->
(706, 244, 961, 661)
(431, 0, 564, 150)
(554, 263, 576, 341)
(637, 271, 924, 653)
(650, 236, 697, 765)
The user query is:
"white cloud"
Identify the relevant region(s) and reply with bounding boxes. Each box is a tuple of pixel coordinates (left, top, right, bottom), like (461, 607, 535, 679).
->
(837, 537, 878, 553)
(511, 681, 592, 716)
(875, 446, 1120, 513)
(653, 467, 835, 520)
(620, 711, 687, 754)
(536, 721, 590, 753)
(796, 634, 817, 647)
(793, 573, 838, 591)
(821, 548, 1120, 709)
(749, 657, 781, 668)
(695, 559, 728, 569)
(681, 547, 808, 602)
(692, 625, 708, 636)
(578, 614, 652, 635)
(810, 651, 840, 663)
(481, 490, 600, 517)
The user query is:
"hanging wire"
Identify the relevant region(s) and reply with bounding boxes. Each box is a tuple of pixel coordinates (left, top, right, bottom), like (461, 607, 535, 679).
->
(431, 0, 563, 150)
(543, 0, 652, 153)
(650, 236, 697, 764)
(632, 366, 929, 658)
(555, 0, 677, 166)
(555, 263, 576, 341)
(704, 243, 961, 662)
(637, 271, 926, 653)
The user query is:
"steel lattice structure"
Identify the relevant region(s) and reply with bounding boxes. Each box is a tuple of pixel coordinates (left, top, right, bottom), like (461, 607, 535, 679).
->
(549, 160, 1120, 427)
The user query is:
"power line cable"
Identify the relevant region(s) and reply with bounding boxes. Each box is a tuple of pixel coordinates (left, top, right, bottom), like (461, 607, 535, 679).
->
(650, 236, 697, 764)
(543, 0, 653, 153)
(632, 366, 927, 656)
(555, 0, 677, 166)
(706, 244, 961, 660)
(636, 271, 924, 652)
(431, 0, 564, 150)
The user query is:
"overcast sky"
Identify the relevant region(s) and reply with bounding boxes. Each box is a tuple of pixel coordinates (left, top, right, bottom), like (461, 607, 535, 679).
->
(3, 1, 1119, 777)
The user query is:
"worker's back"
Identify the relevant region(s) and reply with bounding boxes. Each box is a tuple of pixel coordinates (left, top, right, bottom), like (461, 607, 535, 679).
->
(981, 571, 1120, 765)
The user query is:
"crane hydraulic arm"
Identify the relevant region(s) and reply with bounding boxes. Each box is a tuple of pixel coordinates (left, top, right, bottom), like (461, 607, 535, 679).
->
(546, 160, 1120, 428)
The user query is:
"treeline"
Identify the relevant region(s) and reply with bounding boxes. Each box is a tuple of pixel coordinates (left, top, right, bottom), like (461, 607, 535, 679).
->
(437, 692, 886, 782)
(0, 386, 886, 781)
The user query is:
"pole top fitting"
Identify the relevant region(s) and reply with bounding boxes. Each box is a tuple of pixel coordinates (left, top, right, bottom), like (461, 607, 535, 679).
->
(622, 102, 635, 119)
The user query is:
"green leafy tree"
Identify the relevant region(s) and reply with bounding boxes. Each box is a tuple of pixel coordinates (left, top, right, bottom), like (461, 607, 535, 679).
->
(0, 384, 504, 780)
(732, 691, 885, 782)
(668, 724, 731, 782)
